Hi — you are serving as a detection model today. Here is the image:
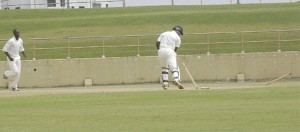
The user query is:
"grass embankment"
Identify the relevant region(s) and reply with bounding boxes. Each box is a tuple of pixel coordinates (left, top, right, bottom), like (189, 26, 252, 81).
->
(0, 3, 299, 59)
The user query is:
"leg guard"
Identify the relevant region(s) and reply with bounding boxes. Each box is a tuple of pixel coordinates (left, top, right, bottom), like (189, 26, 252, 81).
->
(161, 67, 169, 84)
(177, 65, 181, 82)
(171, 66, 180, 82)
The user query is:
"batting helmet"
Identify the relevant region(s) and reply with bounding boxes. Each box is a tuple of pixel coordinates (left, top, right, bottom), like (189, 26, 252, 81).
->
(173, 26, 183, 35)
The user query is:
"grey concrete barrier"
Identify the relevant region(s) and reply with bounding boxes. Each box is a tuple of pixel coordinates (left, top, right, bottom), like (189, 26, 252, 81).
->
(0, 51, 299, 88)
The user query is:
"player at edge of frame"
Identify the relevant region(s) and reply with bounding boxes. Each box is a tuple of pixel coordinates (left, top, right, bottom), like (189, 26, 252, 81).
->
(2, 29, 27, 91)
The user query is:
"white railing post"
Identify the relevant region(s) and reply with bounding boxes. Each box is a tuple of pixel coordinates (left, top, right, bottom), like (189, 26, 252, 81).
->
(33, 40, 36, 60)
(102, 39, 105, 58)
(206, 33, 210, 55)
(67, 36, 70, 59)
(137, 36, 140, 57)
(277, 32, 281, 52)
(241, 32, 245, 53)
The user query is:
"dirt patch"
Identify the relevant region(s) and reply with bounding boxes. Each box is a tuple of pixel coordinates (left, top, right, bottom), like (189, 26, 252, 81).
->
(0, 80, 299, 97)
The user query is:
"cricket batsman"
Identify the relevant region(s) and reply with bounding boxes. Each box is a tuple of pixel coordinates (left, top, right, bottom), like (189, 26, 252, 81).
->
(156, 26, 184, 90)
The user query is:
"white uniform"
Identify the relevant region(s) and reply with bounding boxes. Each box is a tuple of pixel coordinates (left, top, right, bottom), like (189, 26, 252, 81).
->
(3, 37, 25, 89)
(157, 30, 181, 85)
(157, 30, 181, 69)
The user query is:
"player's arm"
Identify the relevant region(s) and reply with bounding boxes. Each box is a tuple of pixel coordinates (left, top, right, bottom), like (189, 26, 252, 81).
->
(20, 39, 26, 58)
(156, 41, 160, 50)
(4, 52, 13, 61)
(3, 41, 13, 61)
(156, 34, 163, 50)
(174, 47, 178, 52)
(21, 51, 27, 58)
(174, 37, 181, 52)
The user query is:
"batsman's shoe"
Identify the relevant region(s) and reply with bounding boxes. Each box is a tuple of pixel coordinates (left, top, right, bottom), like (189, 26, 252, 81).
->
(172, 81, 184, 89)
(3, 74, 7, 80)
(12, 88, 20, 91)
(162, 83, 169, 90)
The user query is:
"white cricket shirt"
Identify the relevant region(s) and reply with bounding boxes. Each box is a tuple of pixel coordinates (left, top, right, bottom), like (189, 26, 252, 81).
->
(2, 37, 25, 58)
(157, 30, 181, 50)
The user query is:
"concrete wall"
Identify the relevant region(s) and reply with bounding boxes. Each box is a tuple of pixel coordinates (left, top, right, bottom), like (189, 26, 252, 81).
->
(0, 51, 299, 88)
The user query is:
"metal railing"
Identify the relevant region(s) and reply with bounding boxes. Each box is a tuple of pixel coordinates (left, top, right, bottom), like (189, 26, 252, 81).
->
(0, 29, 299, 61)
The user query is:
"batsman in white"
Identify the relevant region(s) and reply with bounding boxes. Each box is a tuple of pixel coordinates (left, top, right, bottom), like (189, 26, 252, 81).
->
(2, 29, 27, 91)
(156, 26, 184, 90)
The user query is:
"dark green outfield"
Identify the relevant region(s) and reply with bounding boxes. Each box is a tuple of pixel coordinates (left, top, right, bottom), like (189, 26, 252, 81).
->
(0, 3, 299, 59)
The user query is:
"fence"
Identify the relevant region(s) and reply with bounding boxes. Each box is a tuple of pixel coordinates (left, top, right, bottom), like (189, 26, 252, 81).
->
(0, 29, 299, 61)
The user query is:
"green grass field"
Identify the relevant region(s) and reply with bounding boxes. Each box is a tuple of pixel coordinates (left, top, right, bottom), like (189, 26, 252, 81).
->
(0, 3, 299, 60)
(0, 4, 299, 132)
(0, 86, 299, 131)
(0, 3, 299, 37)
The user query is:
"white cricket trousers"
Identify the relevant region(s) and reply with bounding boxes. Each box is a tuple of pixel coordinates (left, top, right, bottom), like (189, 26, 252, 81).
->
(4, 56, 21, 89)
(158, 48, 177, 69)
(158, 48, 180, 83)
